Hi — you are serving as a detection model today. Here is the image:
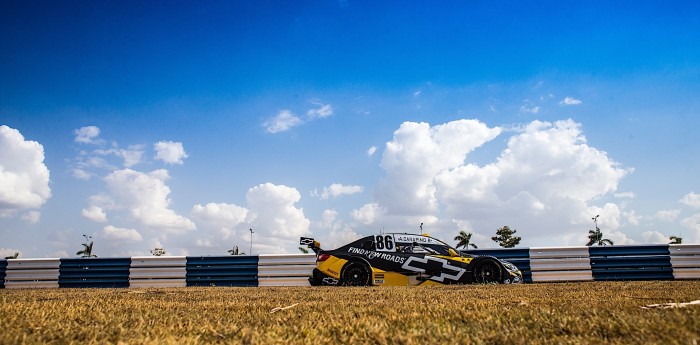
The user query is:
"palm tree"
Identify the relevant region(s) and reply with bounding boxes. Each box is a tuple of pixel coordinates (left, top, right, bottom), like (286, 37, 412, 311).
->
(76, 234, 97, 258)
(228, 245, 245, 255)
(669, 236, 683, 244)
(4, 252, 19, 259)
(454, 230, 478, 249)
(586, 215, 614, 246)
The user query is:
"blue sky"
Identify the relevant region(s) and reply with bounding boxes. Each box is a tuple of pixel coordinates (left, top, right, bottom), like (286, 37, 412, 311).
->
(2, 1, 699, 257)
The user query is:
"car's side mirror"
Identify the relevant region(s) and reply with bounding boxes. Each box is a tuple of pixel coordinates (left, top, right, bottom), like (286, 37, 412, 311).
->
(448, 248, 460, 257)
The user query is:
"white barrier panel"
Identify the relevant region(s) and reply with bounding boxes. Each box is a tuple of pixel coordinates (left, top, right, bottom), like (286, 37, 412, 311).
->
(258, 254, 315, 287)
(129, 256, 186, 288)
(529, 247, 592, 283)
(5, 258, 60, 289)
(529, 258, 591, 271)
(670, 244, 700, 279)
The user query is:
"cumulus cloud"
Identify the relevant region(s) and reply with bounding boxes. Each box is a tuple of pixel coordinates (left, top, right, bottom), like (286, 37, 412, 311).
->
(264, 110, 302, 133)
(614, 192, 635, 199)
(82, 205, 107, 223)
(681, 214, 700, 243)
(246, 183, 310, 240)
(74, 126, 102, 144)
(0, 125, 52, 214)
(560, 97, 582, 105)
(311, 183, 364, 200)
(189, 183, 311, 254)
(154, 141, 188, 165)
(680, 192, 700, 208)
(307, 103, 333, 119)
(354, 118, 630, 247)
(103, 169, 196, 232)
(314, 209, 362, 249)
(100, 225, 143, 242)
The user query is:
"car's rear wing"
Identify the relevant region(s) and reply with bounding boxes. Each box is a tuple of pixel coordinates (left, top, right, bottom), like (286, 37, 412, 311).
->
(299, 237, 321, 254)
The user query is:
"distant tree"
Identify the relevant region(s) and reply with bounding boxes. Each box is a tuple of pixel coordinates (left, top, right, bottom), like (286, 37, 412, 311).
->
(454, 230, 478, 249)
(669, 236, 683, 244)
(298, 246, 309, 254)
(228, 246, 245, 255)
(4, 252, 19, 259)
(491, 226, 521, 248)
(76, 234, 97, 258)
(586, 215, 614, 246)
(150, 247, 166, 256)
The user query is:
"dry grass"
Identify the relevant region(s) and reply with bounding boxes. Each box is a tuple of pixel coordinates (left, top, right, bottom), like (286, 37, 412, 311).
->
(1, 281, 699, 344)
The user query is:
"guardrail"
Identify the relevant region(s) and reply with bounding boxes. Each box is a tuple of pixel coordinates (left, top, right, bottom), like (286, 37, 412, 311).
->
(1, 245, 698, 288)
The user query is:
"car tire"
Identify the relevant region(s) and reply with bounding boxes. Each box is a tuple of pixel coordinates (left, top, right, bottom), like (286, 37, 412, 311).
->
(339, 261, 371, 286)
(473, 258, 503, 284)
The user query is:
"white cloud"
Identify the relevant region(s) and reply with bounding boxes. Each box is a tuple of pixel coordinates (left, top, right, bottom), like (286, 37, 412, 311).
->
(307, 103, 333, 119)
(624, 210, 640, 226)
(192, 202, 249, 226)
(355, 119, 630, 247)
(641, 230, 669, 244)
(103, 169, 196, 232)
(264, 110, 302, 133)
(0, 125, 51, 214)
(311, 183, 364, 200)
(655, 209, 681, 222)
(100, 225, 143, 242)
(246, 183, 310, 240)
(74, 126, 102, 144)
(559, 97, 582, 105)
(154, 141, 188, 165)
(367, 146, 377, 157)
(21, 211, 40, 224)
(314, 209, 362, 249)
(680, 192, 700, 208)
(82, 205, 107, 223)
(377, 119, 501, 216)
(352, 202, 385, 225)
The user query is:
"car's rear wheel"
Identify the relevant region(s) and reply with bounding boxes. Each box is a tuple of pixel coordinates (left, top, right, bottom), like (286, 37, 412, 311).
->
(473, 258, 503, 284)
(340, 261, 371, 286)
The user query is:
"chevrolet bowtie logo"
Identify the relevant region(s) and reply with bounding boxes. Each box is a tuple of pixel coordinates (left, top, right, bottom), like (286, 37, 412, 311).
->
(401, 256, 466, 283)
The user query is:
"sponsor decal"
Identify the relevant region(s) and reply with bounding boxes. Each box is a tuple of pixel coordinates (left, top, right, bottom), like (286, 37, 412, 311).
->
(322, 277, 339, 285)
(394, 234, 442, 245)
(401, 256, 466, 283)
(348, 247, 406, 264)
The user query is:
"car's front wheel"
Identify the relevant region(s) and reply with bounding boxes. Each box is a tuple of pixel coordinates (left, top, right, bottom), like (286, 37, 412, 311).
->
(473, 258, 503, 284)
(340, 261, 371, 286)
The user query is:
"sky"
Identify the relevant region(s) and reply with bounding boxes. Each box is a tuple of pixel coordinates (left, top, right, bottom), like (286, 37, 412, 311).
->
(1, 1, 700, 258)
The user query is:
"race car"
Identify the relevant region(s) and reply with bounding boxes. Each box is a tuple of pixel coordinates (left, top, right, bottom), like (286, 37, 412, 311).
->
(300, 233, 522, 286)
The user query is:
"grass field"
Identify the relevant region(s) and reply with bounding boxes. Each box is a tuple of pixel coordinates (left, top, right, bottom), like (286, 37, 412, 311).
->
(1, 281, 699, 344)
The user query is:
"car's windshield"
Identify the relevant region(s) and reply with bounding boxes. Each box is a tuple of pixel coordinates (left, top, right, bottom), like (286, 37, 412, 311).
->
(393, 235, 460, 257)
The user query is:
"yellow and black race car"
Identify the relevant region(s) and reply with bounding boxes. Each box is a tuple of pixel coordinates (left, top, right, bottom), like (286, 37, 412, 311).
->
(300, 233, 522, 286)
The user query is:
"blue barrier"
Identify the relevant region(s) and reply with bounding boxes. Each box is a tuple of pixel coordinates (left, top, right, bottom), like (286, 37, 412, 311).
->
(0, 260, 6, 289)
(186, 256, 258, 287)
(589, 245, 674, 281)
(462, 248, 533, 283)
(59, 258, 131, 288)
